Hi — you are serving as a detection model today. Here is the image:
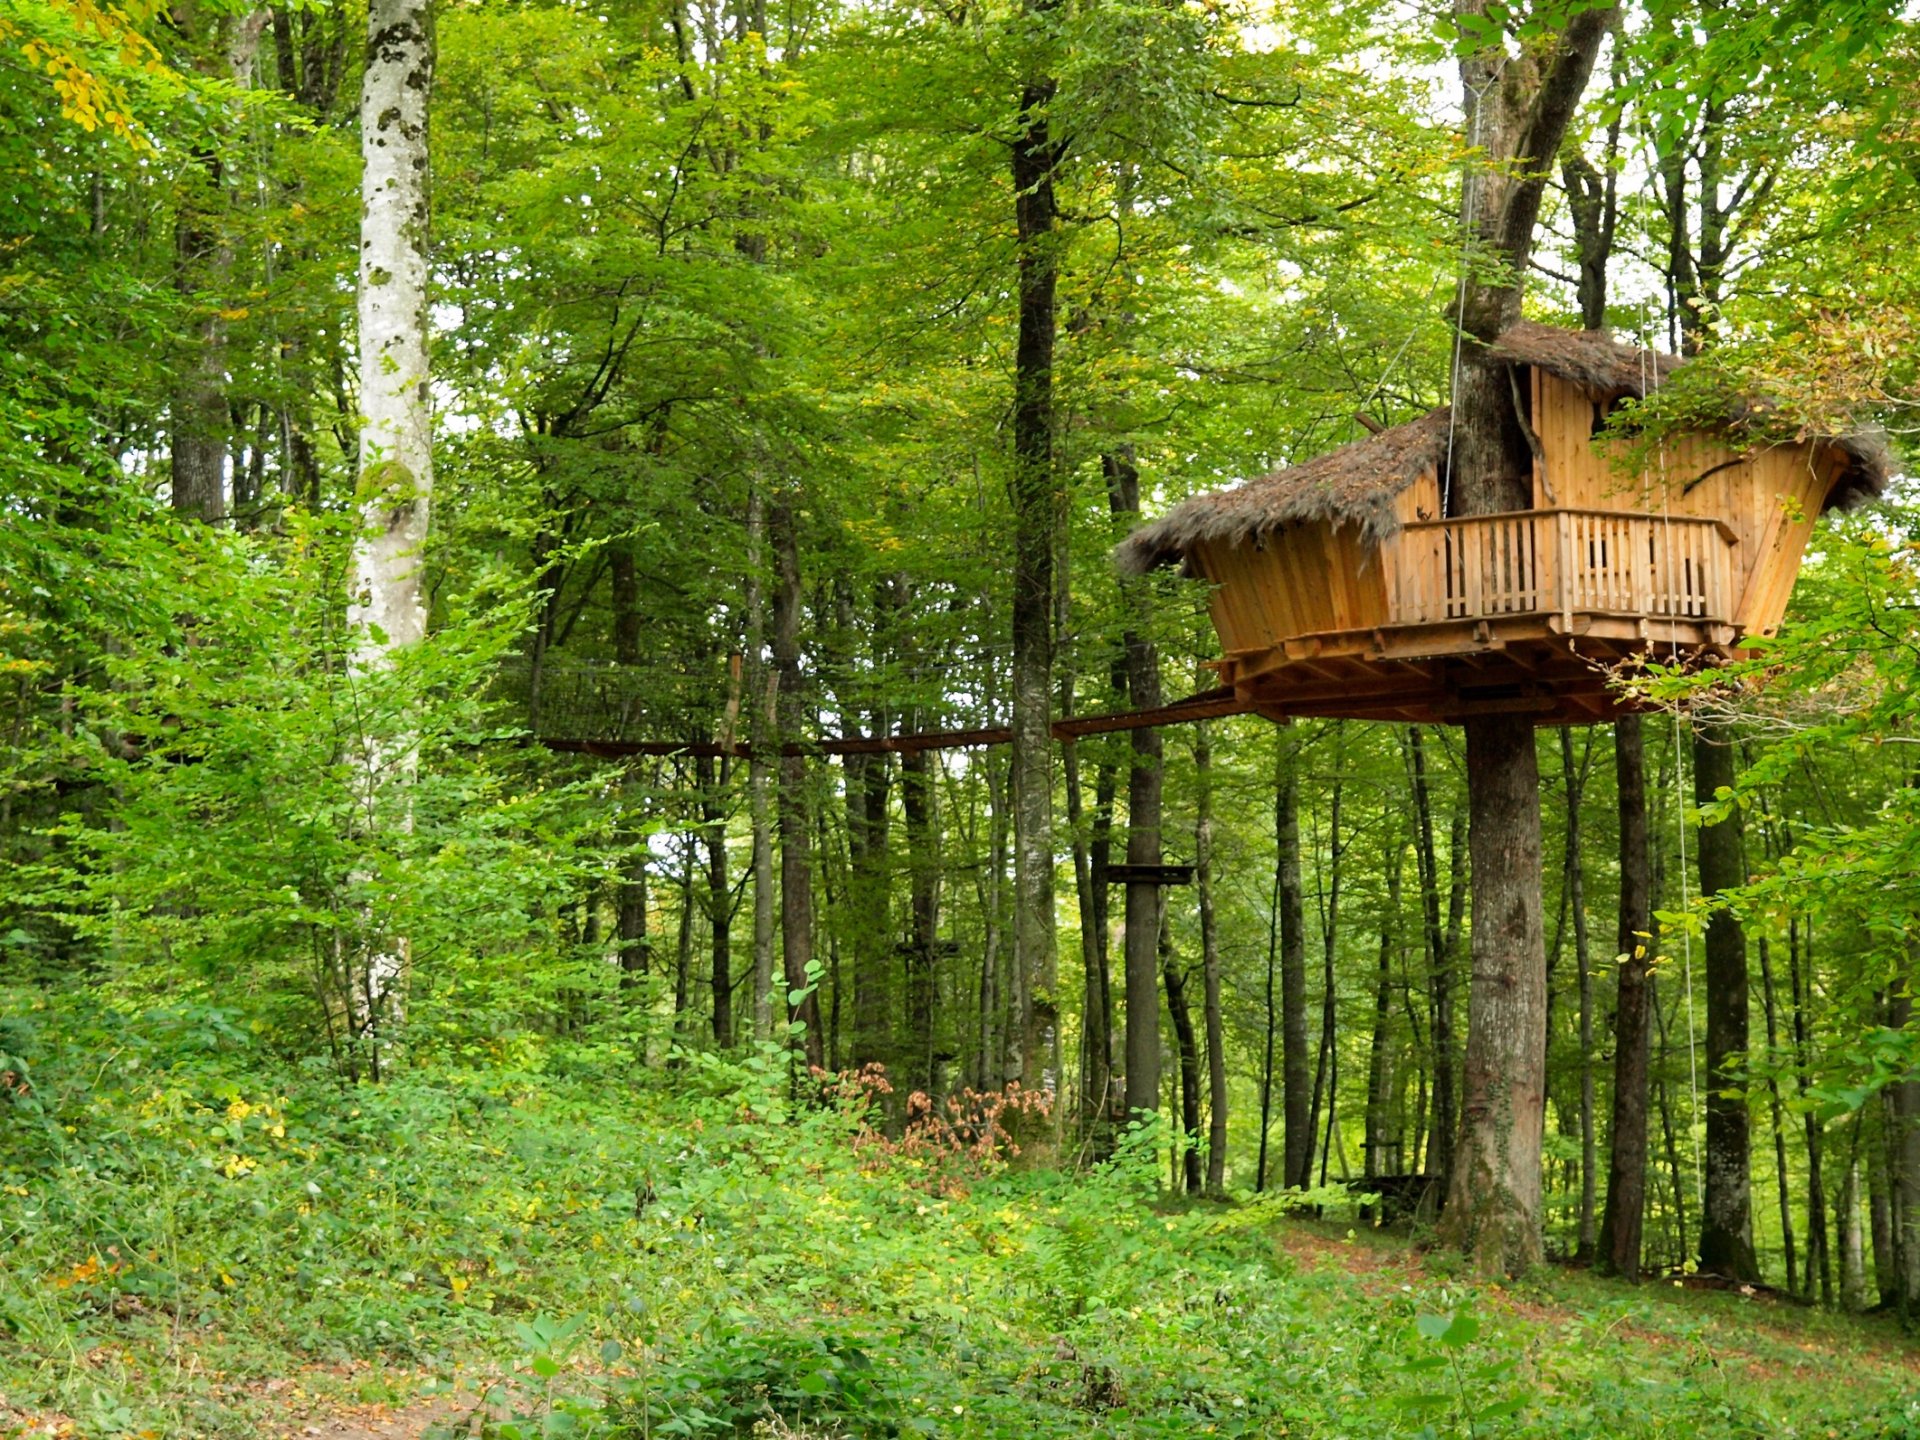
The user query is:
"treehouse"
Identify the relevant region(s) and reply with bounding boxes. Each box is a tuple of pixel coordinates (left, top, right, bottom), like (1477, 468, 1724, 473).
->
(1120, 323, 1890, 727)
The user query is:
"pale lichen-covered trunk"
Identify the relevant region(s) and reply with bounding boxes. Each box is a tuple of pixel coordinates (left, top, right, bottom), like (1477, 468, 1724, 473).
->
(347, 0, 434, 1062)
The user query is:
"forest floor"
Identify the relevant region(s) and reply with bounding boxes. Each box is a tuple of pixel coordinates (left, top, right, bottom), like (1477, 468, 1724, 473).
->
(4, 1008, 1917, 1439)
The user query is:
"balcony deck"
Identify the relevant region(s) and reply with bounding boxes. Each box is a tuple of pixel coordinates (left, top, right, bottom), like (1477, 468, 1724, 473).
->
(1212, 508, 1742, 726)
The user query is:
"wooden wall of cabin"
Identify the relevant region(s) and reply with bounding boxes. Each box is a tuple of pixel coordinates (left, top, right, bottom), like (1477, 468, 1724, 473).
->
(1528, 368, 1840, 636)
(1194, 521, 1392, 654)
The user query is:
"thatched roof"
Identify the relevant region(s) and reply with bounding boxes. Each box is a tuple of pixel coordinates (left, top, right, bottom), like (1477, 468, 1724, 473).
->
(1119, 323, 1892, 576)
(1118, 409, 1450, 575)
(1487, 319, 1680, 397)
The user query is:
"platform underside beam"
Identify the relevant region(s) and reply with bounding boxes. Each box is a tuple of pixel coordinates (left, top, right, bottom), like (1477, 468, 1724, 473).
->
(1222, 614, 1737, 728)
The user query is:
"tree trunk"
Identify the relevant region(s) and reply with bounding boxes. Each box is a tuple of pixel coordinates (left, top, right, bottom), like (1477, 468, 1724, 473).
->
(1788, 917, 1832, 1303)
(1197, 724, 1228, 1196)
(1277, 733, 1311, 1188)
(1109, 452, 1164, 1126)
(1366, 841, 1404, 1180)
(1840, 1154, 1867, 1310)
(1694, 721, 1759, 1281)
(1439, 0, 1612, 1272)
(1889, 965, 1920, 1314)
(1306, 761, 1344, 1190)
(1599, 713, 1655, 1279)
(770, 495, 822, 1069)
(1006, 21, 1061, 1091)
(978, 753, 1010, 1088)
(1871, 1113, 1897, 1307)
(1165, 950, 1203, 1196)
(1557, 729, 1597, 1262)
(901, 744, 939, 1095)
(1438, 715, 1548, 1274)
(1757, 932, 1796, 1295)
(745, 488, 777, 1041)
(345, 0, 434, 1068)
(697, 753, 734, 1047)
(1407, 725, 1456, 1187)
(171, 5, 269, 523)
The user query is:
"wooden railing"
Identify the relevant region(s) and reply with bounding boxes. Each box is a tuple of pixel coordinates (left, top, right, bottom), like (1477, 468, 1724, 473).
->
(1388, 509, 1735, 628)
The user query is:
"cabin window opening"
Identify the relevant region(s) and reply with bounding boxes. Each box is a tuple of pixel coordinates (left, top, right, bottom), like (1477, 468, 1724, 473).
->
(1590, 393, 1636, 439)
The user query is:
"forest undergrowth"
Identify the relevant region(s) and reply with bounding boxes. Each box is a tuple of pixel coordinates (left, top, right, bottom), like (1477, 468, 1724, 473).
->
(3, 989, 1917, 1440)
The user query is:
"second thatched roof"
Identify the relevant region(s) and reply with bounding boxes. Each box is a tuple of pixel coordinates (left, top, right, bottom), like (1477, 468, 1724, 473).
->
(1118, 322, 1892, 576)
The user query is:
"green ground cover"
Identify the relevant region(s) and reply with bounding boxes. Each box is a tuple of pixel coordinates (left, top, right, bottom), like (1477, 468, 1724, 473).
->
(3, 992, 1916, 1440)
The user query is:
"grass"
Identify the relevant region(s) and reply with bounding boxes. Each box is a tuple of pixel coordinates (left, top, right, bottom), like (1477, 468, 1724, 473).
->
(2, 995, 1917, 1439)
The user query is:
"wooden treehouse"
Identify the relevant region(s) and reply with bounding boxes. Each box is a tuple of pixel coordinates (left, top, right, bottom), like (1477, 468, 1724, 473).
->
(1121, 323, 1889, 727)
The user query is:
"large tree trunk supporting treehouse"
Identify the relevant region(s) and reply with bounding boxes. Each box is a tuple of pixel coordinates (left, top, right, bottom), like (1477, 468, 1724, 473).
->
(1110, 451, 1164, 1126)
(1197, 724, 1228, 1196)
(1438, 715, 1548, 1273)
(1438, 0, 1611, 1272)
(345, 0, 434, 1067)
(770, 495, 823, 1069)
(745, 488, 777, 1041)
(1598, 714, 1655, 1279)
(1694, 722, 1759, 1281)
(1277, 734, 1311, 1188)
(1006, 29, 1061, 1094)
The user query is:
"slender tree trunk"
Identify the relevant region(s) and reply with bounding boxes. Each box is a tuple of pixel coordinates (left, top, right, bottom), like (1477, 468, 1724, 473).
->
(1840, 1153, 1867, 1310)
(171, 6, 269, 522)
(345, 0, 434, 1069)
(1307, 763, 1344, 1190)
(1197, 724, 1228, 1196)
(1407, 726, 1455, 1187)
(1278, 734, 1311, 1188)
(1694, 722, 1759, 1280)
(744, 489, 777, 1041)
(1109, 452, 1164, 1125)
(978, 753, 1010, 1088)
(1871, 1125, 1897, 1306)
(1599, 714, 1655, 1279)
(1366, 841, 1404, 1180)
(1889, 963, 1920, 1314)
(770, 495, 822, 1069)
(901, 745, 939, 1095)
(1558, 729, 1597, 1262)
(1257, 745, 1281, 1191)
(1757, 933, 1796, 1294)
(1165, 948, 1203, 1195)
(1006, 12, 1061, 1090)
(697, 753, 734, 1047)
(1788, 917, 1832, 1304)
(617, 796, 650, 989)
